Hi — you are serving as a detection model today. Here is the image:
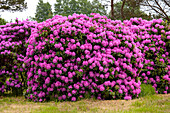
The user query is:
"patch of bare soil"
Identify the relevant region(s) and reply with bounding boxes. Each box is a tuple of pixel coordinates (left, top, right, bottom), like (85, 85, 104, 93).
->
(86, 99, 137, 111)
(2, 103, 42, 113)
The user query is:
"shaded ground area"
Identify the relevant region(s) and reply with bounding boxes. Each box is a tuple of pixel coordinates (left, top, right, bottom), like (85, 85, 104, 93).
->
(0, 94, 170, 113)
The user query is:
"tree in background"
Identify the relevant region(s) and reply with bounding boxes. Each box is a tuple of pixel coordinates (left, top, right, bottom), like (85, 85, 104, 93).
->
(77, 0, 93, 15)
(54, 0, 76, 16)
(54, 0, 107, 16)
(108, 0, 152, 21)
(34, 0, 53, 23)
(0, 0, 27, 12)
(140, 0, 170, 21)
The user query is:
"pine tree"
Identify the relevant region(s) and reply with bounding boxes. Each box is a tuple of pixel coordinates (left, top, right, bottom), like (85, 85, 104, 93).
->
(35, 0, 53, 23)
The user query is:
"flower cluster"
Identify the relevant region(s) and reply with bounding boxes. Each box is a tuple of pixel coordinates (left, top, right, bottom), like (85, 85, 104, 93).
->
(0, 19, 37, 94)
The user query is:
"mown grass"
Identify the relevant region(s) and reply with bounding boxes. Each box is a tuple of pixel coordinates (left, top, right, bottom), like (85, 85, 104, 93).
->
(127, 94, 170, 113)
(0, 94, 169, 113)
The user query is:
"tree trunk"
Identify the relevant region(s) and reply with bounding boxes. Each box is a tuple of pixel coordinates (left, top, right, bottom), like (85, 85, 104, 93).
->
(111, 0, 114, 20)
(121, 0, 126, 20)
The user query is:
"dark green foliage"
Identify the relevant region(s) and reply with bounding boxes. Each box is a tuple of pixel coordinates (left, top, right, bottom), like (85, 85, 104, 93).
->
(54, 0, 107, 16)
(34, 0, 53, 23)
(139, 84, 156, 97)
(0, 18, 7, 25)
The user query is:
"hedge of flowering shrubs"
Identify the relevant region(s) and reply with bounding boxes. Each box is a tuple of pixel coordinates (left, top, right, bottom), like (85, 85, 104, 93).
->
(123, 18, 170, 94)
(0, 19, 37, 95)
(0, 13, 169, 102)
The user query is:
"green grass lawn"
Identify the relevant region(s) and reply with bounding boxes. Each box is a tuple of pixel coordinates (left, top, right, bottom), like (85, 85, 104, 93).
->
(0, 94, 169, 113)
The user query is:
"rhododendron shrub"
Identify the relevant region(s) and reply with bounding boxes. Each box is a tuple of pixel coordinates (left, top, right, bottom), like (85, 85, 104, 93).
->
(25, 13, 143, 102)
(123, 18, 170, 94)
(0, 19, 37, 95)
(1, 13, 169, 101)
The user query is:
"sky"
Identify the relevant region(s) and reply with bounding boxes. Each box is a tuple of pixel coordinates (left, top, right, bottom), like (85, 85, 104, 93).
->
(0, 0, 115, 22)
(0, 0, 55, 22)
